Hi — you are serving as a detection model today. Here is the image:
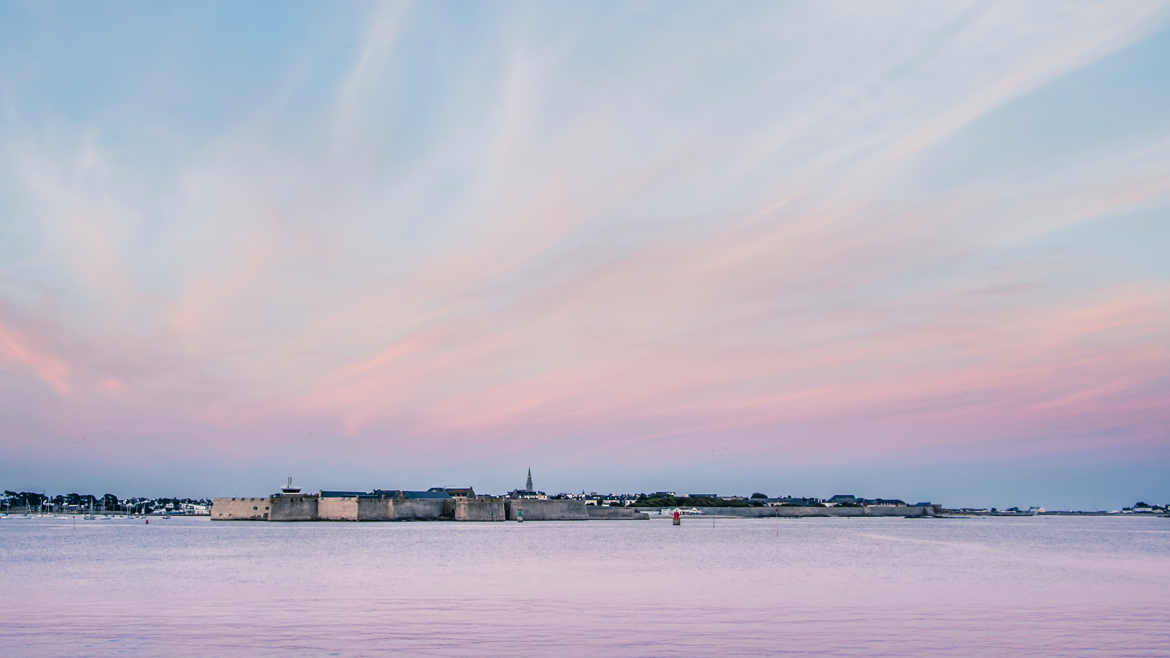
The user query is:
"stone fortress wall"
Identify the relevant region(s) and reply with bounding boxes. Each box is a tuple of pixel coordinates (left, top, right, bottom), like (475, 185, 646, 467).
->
(269, 494, 318, 521)
(586, 506, 650, 520)
(635, 505, 942, 518)
(213, 496, 939, 521)
(213, 494, 603, 521)
(210, 497, 270, 520)
(388, 498, 448, 521)
(455, 498, 506, 521)
(357, 497, 394, 521)
(505, 499, 589, 521)
(317, 496, 358, 521)
(213, 489, 938, 522)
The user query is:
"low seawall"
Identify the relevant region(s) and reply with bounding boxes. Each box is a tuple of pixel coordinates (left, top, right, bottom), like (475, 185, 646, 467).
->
(636, 505, 939, 518)
(585, 506, 649, 520)
(506, 499, 589, 521)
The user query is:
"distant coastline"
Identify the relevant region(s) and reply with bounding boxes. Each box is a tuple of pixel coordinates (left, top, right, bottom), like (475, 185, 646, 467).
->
(4, 486, 1165, 520)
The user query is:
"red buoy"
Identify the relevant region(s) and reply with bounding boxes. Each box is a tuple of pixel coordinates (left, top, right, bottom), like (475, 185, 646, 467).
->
(145, 518, 149, 525)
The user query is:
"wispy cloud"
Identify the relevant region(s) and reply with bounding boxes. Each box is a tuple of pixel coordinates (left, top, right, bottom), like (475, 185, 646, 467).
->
(0, 322, 71, 396)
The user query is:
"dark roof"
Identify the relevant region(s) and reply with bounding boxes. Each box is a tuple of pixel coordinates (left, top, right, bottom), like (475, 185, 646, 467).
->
(403, 490, 451, 499)
(861, 498, 907, 506)
(366, 488, 454, 500)
(320, 490, 367, 498)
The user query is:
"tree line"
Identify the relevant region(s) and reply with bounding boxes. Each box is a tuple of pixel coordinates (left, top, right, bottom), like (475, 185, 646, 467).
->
(3, 490, 210, 512)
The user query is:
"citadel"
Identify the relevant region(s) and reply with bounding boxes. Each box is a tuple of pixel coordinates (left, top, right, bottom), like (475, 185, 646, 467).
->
(211, 471, 648, 522)
(211, 470, 942, 522)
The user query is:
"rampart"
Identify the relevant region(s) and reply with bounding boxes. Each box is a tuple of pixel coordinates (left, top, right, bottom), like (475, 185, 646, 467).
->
(213, 494, 936, 522)
(269, 494, 318, 521)
(455, 498, 506, 521)
(310, 495, 446, 521)
(357, 497, 395, 521)
(211, 497, 270, 520)
(390, 498, 448, 521)
(317, 496, 358, 521)
(636, 505, 939, 518)
(585, 506, 649, 520)
(506, 499, 589, 521)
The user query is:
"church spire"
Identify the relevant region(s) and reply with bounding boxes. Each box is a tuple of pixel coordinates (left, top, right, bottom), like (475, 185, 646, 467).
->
(526, 467, 533, 491)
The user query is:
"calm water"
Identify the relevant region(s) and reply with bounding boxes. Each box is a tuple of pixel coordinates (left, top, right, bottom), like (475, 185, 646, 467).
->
(1, 515, 1167, 656)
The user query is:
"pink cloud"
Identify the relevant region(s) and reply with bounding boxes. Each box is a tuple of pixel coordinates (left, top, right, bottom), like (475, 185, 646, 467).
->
(0, 322, 71, 396)
(98, 377, 127, 397)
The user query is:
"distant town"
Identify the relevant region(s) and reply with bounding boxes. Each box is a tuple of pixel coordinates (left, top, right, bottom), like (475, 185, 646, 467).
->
(4, 471, 1167, 520)
(2, 490, 212, 516)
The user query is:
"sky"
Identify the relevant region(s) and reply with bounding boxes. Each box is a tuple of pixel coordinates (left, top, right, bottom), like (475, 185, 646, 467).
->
(1, 2, 1168, 509)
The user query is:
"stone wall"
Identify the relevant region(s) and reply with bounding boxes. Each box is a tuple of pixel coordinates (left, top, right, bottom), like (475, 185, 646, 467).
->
(862, 505, 938, 517)
(318, 496, 359, 521)
(215, 495, 936, 522)
(269, 494, 318, 521)
(389, 498, 449, 521)
(455, 498, 506, 521)
(506, 499, 589, 521)
(585, 506, 649, 520)
(312, 496, 455, 521)
(357, 497, 395, 521)
(211, 497, 271, 520)
(636, 505, 938, 518)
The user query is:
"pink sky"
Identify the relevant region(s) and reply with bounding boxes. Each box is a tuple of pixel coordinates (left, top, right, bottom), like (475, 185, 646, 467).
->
(1, 2, 1168, 506)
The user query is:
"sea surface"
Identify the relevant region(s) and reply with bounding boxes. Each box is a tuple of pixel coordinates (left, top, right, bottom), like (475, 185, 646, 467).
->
(0, 514, 1167, 656)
